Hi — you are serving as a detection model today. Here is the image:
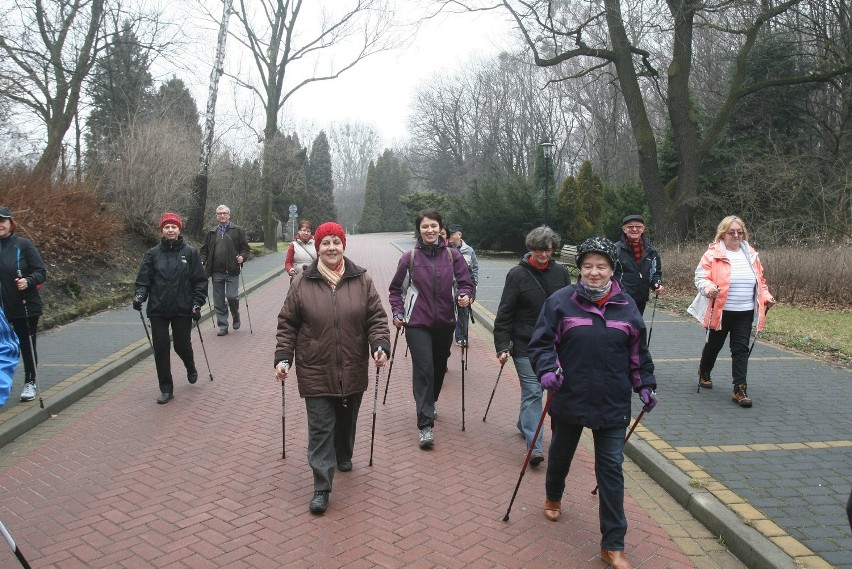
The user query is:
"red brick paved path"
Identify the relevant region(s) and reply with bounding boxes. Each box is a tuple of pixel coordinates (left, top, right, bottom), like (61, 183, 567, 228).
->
(0, 234, 700, 568)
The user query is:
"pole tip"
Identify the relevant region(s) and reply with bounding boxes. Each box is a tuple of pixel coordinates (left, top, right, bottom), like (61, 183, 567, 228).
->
(502, 514, 510, 522)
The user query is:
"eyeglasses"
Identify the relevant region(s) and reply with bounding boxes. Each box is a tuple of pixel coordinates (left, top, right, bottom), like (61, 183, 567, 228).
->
(533, 248, 553, 254)
(216, 212, 230, 215)
(726, 230, 744, 236)
(624, 225, 644, 230)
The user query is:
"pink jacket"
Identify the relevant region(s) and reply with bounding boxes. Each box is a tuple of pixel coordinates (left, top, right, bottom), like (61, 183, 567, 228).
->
(687, 241, 772, 332)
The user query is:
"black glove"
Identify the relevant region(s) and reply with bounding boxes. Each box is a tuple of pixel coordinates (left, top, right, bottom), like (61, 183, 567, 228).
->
(192, 306, 201, 322)
(133, 295, 143, 311)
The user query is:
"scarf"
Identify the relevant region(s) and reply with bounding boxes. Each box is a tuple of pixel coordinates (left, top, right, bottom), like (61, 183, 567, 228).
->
(317, 258, 345, 289)
(628, 238, 643, 264)
(528, 255, 549, 270)
(578, 278, 612, 303)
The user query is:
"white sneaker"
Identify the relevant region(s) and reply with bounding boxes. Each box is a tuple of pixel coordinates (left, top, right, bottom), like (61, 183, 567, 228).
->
(20, 382, 37, 402)
(419, 426, 434, 449)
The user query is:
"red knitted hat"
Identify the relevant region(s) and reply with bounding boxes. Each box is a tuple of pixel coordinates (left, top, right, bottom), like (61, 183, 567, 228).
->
(159, 212, 183, 231)
(313, 222, 346, 252)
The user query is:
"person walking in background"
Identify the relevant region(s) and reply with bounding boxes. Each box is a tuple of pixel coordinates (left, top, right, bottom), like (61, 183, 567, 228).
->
(200, 205, 250, 336)
(447, 224, 478, 346)
(285, 220, 316, 281)
(388, 209, 474, 450)
(493, 226, 570, 467)
(615, 214, 664, 315)
(274, 222, 389, 515)
(688, 215, 775, 407)
(0, 207, 46, 402)
(0, 305, 20, 406)
(528, 237, 657, 569)
(134, 213, 208, 404)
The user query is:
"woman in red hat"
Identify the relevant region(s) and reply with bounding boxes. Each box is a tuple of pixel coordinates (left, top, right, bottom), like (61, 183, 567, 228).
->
(133, 213, 208, 404)
(274, 222, 390, 515)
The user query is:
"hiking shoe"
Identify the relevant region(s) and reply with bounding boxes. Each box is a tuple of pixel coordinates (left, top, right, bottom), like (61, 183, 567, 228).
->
(217, 329, 228, 336)
(698, 368, 713, 389)
(530, 451, 544, 467)
(20, 382, 36, 402)
(732, 384, 752, 407)
(419, 426, 434, 449)
(157, 392, 174, 404)
(309, 490, 329, 514)
(187, 367, 198, 384)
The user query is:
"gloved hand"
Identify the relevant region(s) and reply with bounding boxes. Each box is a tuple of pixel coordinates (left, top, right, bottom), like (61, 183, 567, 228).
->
(192, 306, 201, 322)
(540, 370, 563, 392)
(133, 295, 143, 311)
(639, 387, 657, 412)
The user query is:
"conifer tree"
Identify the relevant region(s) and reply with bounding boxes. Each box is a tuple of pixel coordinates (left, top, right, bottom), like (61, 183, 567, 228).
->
(358, 161, 382, 232)
(304, 131, 337, 224)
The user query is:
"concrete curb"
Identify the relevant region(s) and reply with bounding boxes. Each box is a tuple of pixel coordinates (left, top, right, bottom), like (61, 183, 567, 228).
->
(0, 266, 285, 450)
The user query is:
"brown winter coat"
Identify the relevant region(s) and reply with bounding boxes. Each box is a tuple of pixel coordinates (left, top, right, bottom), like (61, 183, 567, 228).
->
(274, 257, 390, 398)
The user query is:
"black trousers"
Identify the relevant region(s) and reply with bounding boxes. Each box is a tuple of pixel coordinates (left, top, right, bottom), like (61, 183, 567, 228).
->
(700, 309, 753, 385)
(305, 393, 363, 491)
(149, 315, 195, 394)
(10, 315, 39, 382)
(406, 326, 453, 429)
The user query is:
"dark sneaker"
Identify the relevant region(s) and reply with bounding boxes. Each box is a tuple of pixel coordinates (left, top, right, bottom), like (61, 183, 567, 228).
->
(419, 426, 434, 449)
(309, 490, 329, 514)
(732, 384, 752, 407)
(337, 461, 352, 472)
(157, 392, 174, 404)
(217, 329, 228, 336)
(187, 367, 198, 384)
(698, 368, 713, 389)
(530, 451, 544, 467)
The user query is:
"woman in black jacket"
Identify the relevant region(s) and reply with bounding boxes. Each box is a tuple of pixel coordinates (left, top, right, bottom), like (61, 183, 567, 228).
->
(134, 213, 207, 404)
(493, 226, 570, 465)
(0, 207, 47, 403)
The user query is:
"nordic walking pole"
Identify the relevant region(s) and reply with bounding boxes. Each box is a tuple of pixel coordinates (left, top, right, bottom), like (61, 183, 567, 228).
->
(699, 295, 717, 393)
(382, 327, 401, 405)
(15, 268, 43, 409)
(503, 391, 553, 522)
(592, 410, 645, 495)
(646, 291, 658, 347)
(483, 358, 507, 422)
(194, 320, 214, 381)
(369, 354, 382, 466)
(459, 302, 468, 431)
(281, 378, 286, 459)
(239, 264, 253, 334)
(0, 519, 32, 569)
(207, 295, 215, 330)
(138, 309, 153, 349)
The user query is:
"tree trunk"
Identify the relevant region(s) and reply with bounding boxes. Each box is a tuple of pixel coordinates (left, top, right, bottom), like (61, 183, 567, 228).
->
(603, 0, 671, 239)
(261, 127, 278, 251)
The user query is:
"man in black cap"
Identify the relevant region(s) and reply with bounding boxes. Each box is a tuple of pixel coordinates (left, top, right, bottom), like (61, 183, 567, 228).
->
(615, 214, 664, 315)
(447, 224, 478, 345)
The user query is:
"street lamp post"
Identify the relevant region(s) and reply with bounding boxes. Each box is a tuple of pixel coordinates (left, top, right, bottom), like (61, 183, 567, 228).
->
(540, 141, 555, 227)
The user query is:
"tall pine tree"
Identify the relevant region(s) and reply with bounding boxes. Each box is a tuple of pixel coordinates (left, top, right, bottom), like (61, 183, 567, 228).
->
(304, 131, 337, 224)
(358, 161, 382, 233)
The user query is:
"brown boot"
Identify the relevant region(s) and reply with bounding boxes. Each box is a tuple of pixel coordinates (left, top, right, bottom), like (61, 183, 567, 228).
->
(732, 383, 752, 407)
(544, 499, 561, 521)
(698, 367, 713, 389)
(600, 548, 632, 569)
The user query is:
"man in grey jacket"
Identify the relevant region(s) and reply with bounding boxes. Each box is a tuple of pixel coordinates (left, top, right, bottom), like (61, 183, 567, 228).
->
(200, 205, 250, 336)
(447, 224, 478, 345)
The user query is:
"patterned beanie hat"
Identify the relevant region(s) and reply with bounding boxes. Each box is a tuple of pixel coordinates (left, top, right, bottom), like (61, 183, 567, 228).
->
(159, 212, 183, 231)
(313, 222, 346, 252)
(576, 236, 617, 269)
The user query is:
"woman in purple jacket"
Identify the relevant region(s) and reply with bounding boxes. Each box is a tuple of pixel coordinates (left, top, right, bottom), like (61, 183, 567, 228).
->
(389, 208, 474, 450)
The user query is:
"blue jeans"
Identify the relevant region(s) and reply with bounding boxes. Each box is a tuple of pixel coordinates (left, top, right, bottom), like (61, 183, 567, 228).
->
(513, 357, 543, 454)
(546, 419, 627, 551)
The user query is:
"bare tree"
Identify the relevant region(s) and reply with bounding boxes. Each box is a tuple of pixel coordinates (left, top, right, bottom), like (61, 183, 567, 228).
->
(442, 0, 852, 241)
(230, 0, 395, 249)
(0, 0, 107, 180)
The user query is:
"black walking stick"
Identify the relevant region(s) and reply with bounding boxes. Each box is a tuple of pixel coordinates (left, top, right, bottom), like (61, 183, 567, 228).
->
(460, 304, 470, 431)
(16, 270, 43, 409)
(239, 265, 253, 334)
(503, 391, 553, 522)
(281, 379, 286, 459)
(369, 363, 380, 466)
(592, 410, 646, 495)
(207, 295, 215, 330)
(194, 320, 214, 381)
(382, 328, 401, 405)
(699, 297, 716, 393)
(483, 359, 507, 422)
(646, 291, 658, 347)
(138, 309, 153, 349)
(0, 520, 31, 569)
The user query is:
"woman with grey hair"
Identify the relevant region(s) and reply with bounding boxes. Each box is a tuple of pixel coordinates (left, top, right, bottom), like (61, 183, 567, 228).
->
(493, 226, 570, 465)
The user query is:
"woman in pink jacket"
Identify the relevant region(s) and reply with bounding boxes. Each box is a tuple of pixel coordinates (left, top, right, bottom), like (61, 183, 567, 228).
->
(688, 215, 775, 407)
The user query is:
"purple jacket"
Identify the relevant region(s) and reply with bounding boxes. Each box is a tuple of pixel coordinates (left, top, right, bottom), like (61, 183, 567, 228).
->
(389, 239, 474, 329)
(528, 279, 656, 429)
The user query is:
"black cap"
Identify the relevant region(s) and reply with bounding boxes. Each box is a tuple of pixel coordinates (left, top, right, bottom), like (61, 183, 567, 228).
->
(447, 224, 462, 234)
(0, 207, 13, 220)
(622, 214, 644, 225)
